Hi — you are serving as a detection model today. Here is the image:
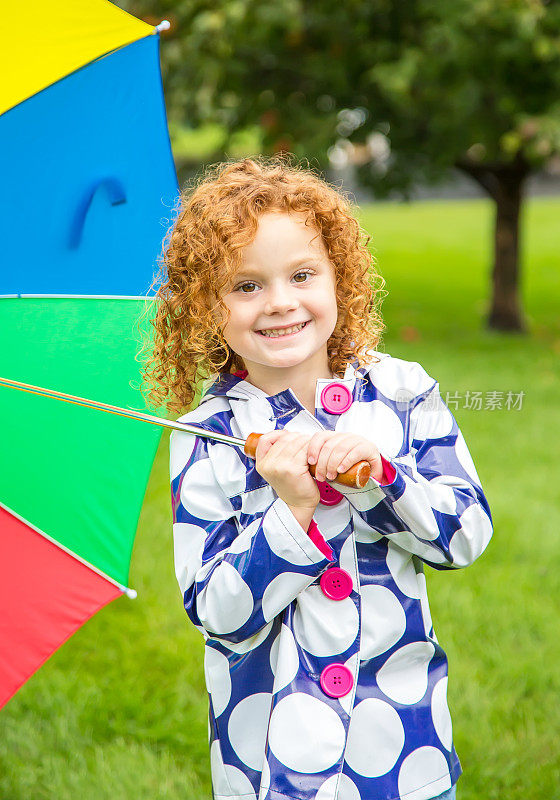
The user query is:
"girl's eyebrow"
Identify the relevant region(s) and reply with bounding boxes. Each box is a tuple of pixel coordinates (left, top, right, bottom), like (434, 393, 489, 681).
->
(235, 257, 317, 278)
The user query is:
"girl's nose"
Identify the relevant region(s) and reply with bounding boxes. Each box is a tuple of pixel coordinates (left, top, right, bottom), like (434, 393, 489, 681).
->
(264, 286, 299, 315)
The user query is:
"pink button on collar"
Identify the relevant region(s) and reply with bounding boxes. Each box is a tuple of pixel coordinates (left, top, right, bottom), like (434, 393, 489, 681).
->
(320, 663, 354, 698)
(320, 567, 353, 600)
(320, 383, 352, 414)
(316, 480, 344, 506)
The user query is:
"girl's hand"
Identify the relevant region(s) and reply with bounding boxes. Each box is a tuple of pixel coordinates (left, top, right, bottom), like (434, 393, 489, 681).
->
(306, 431, 384, 483)
(254, 430, 320, 510)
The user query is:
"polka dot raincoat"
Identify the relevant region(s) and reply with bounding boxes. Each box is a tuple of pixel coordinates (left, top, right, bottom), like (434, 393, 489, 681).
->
(169, 352, 493, 800)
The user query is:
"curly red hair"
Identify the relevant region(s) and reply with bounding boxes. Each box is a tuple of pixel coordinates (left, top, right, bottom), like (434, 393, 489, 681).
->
(137, 153, 387, 416)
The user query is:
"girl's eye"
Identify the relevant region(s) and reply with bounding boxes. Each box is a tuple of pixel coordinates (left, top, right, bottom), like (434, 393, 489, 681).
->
(235, 269, 314, 293)
(237, 282, 257, 294)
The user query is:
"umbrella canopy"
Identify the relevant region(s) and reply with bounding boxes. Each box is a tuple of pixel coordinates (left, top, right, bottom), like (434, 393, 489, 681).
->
(0, 0, 179, 708)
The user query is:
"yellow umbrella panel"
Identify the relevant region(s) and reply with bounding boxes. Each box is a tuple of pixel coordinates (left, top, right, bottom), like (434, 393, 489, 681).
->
(0, 0, 153, 116)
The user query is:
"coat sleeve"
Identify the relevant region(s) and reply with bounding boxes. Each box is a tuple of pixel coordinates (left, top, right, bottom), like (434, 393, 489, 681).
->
(170, 430, 336, 644)
(336, 376, 493, 570)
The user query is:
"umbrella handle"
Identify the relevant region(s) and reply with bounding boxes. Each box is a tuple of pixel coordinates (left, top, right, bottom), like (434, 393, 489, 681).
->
(244, 432, 372, 489)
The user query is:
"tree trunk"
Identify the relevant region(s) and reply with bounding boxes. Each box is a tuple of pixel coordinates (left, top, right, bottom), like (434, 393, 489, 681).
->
(455, 156, 529, 333)
(488, 171, 527, 331)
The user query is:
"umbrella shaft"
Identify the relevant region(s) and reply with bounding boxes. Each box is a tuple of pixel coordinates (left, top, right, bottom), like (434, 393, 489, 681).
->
(0, 376, 246, 450)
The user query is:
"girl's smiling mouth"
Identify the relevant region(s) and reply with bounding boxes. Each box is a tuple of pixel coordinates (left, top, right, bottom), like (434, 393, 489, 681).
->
(256, 320, 311, 339)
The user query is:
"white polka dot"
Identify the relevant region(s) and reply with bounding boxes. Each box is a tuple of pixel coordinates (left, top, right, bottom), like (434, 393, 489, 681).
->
(316, 772, 362, 800)
(339, 535, 357, 583)
(258, 758, 270, 800)
(284, 409, 324, 433)
(431, 677, 453, 751)
(222, 765, 257, 800)
(384, 531, 448, 564)
(269, 625, 299, 693)
(366, 357, 435, 401)
(180, 456, 233, 521)
(343, 399, 404, 458)
(397, 746, 451, 800)
(386, 543, 421, 599)
(394, 387, 416, 413)
(228, 518, 260, 554)
(414, 392, 454, 439)
(196, 556, 220, 583)
(449, 502, 493, 567)
(360, 584, 406, 661)
(170, 430, 197, 481)
(377, 642, 435, 705)
(417, 573, 432, 637)
(392, 482, 439, 541)
(344, 698, 405, 777)
(263, 506, 323, 566)
(412, 473, 458, 516)
(338, 653, 359, 715)
(314, 500, 352, 540)
(228, 693, 272, 770)
(454, 430, 482, 485)
(346, 481, 386, 513)
(220, 621, 274, 654)
(262, 572, 313, 623)
(173, 523, 207, 595)
(204, 646, 231, 717)
(352, 510, 383, 543)
(210, 739, 232, 797)
(198, 562, 253, 635)
(268, 693, 345, 773)
(207, 441, 248, 498)
(241, 484, 277, 517)
(228, 394, 275, 438)
(293, 586, 359, 656)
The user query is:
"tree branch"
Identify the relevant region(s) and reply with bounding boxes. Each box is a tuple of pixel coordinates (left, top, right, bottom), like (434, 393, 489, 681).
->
(454, 153, 530, 201)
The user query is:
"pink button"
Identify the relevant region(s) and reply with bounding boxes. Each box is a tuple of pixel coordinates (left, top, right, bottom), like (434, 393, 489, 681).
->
(320, 663, 354, 698)
(316, 480, 344, 506)
(320, 383, 353, 414)
(320, 567, 353, 600)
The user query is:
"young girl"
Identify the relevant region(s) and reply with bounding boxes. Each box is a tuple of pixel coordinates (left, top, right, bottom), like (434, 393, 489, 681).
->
(142, 155, 493, 800)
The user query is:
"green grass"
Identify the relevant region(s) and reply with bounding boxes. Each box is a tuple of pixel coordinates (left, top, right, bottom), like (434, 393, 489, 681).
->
(1, 196, 559, 798)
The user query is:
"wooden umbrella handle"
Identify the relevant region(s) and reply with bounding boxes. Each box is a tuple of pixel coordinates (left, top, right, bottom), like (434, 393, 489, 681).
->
(244, 432, 372, 489)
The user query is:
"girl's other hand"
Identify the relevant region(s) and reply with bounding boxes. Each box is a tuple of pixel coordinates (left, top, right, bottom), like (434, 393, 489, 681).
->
(254, 430, 320, 510)
(306, 431, 384, 483)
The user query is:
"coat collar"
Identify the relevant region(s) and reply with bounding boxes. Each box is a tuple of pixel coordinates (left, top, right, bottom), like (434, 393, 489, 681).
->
(197, 356, 383, 421)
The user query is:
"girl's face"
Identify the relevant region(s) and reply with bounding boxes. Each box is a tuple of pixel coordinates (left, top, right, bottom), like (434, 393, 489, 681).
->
(219, 211, 338, 375)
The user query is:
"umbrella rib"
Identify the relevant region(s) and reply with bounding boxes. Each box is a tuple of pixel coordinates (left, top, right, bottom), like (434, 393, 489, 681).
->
(0, 294, 149, 300)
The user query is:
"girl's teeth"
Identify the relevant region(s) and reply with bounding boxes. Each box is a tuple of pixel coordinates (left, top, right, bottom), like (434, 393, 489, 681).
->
(260, 322, 307, 337)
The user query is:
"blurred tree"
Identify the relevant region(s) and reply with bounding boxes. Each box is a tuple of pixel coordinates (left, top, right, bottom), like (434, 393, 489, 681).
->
(124, 0, 560, 332)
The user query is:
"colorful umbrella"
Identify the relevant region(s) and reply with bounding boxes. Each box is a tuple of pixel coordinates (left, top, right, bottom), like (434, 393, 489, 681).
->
(0, 0, 179, 708)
